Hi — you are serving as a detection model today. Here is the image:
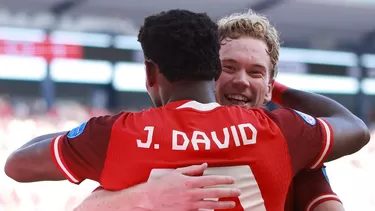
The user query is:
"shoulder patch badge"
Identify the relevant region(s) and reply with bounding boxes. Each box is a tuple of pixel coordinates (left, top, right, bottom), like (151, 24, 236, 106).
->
(67, 121, 88, 139)
(293, 110, 316, 126)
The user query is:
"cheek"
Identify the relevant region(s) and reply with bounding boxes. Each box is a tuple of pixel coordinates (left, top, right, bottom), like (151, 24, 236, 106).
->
(216, 75, 228, 94)
(215, 74, 231, 102)
(216, 72, 231, 87)
(250, 79, 268, 96)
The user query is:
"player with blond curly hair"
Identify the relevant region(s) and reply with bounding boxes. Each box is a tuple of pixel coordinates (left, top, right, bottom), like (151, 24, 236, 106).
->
(7, 9, 366, 211)
(71, 10, 350, 211)
(215, 11, 345, 211)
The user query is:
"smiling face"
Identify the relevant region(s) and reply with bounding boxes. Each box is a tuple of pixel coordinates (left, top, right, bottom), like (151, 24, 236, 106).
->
(215, 36, 274, 109)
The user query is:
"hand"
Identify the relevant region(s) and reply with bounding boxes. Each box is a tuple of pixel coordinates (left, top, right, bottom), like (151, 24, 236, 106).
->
(140, 163, 240, 211)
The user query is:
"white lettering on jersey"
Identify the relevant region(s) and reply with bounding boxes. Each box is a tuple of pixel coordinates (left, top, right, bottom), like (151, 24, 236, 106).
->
(211, 127, 230, 149)
(136, 126, 155, 148)
(230, 125, 241, 146)
(172, 130, 190, 150)
(191, 131, 211, 150)
(172, 123, 257, 150)
(148, 165, 266, 211)
(239, 123, 257, 145)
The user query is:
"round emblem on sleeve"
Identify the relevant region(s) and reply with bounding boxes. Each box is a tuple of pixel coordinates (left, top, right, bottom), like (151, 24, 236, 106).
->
(293, 110, 316, 126)
(67, 122, 88, 138)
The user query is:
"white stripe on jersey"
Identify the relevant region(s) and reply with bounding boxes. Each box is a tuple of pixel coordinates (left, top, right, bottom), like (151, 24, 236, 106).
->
(177, 101, 221, 111)
(310, 118, 332, 169)
(53, 135, 80, 183)
(306, 194, 341, 211)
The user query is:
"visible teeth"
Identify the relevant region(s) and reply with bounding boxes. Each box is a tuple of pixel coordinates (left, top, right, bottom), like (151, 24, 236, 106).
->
(225, 94, 249, 106)
(226, 94, 248, 101)
(228, 99, 246, 105)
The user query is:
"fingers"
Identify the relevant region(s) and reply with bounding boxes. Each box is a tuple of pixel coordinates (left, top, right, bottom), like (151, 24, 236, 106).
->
(186, 175, 235, 188)
(177, 163, 208, 176)
(190, 188, 241, 200)
(192, 200, 236, 210)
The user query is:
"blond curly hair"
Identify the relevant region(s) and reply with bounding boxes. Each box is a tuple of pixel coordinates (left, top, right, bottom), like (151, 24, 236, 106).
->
(217, 10, 280, 79)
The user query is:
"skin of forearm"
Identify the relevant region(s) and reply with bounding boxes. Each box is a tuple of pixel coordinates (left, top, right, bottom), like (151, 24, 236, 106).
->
(75, 185, 153, 211)
(19, 131, 68, 149)
(281, 88, 352, 118)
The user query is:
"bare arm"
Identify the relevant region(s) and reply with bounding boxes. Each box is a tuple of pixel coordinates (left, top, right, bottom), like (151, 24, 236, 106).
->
(4, 131, 68, 182)
(313, 201, 345, 211)
(5, 115, 117, 183)
(275, 83, 370, 161)
(18, 131, 68, 148)
(74, 164, 240, 211)
(74, 186, 150, 211)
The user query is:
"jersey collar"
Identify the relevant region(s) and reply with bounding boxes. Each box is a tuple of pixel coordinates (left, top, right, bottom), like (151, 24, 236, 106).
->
(166, 100, 221, 111)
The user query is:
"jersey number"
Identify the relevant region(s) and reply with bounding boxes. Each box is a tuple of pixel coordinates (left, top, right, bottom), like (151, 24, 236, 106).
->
(148, 165, 266, 211)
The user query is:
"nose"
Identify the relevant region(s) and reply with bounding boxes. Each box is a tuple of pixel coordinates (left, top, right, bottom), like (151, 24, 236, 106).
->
(231, 70, 250, 90)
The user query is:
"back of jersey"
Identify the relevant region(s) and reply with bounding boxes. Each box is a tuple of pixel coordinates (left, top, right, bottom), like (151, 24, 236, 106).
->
(102, 100, 293, 211)
(52, 100, 332, 210)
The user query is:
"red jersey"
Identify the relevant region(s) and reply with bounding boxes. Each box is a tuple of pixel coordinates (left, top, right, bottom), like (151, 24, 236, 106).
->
(50, 100, 333, 211)
(293, 167, 342, 211)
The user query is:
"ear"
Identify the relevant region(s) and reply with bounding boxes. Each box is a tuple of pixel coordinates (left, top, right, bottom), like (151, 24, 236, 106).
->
(145, 60, 158, 88)
(264, 78, 274, 103)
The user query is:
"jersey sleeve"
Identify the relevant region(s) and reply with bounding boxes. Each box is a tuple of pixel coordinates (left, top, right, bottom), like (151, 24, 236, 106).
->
(293, 167, 342, 211)
(267, 108, 334, 173)
(50, 113, 124, 184)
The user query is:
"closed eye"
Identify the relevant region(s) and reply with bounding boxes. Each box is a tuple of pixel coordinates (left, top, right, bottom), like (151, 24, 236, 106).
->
(248, 70, 264, 77)
(223, 66, 236, 73)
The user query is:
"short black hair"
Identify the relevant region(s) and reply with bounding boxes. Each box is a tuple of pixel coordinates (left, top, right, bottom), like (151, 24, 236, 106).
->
(138, 9, 221, 82)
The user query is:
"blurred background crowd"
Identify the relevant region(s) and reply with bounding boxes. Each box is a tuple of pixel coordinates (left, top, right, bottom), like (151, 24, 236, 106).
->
(0, 0, 375, 210)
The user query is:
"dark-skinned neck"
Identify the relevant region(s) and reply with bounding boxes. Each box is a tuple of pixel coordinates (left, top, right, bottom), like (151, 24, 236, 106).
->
(167, 80, 216, 104)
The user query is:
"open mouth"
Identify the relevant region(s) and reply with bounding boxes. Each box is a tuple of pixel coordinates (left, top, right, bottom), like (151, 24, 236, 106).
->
(225, 94, 250, 106)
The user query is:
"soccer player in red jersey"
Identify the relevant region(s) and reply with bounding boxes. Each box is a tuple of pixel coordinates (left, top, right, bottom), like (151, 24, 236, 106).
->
(215, 11, 344, 211)
(76, 10, 345, 211)
(5, 9, 369, 211)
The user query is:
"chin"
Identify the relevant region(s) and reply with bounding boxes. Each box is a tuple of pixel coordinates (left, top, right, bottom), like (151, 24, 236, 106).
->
(239, 104, 252, 109)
